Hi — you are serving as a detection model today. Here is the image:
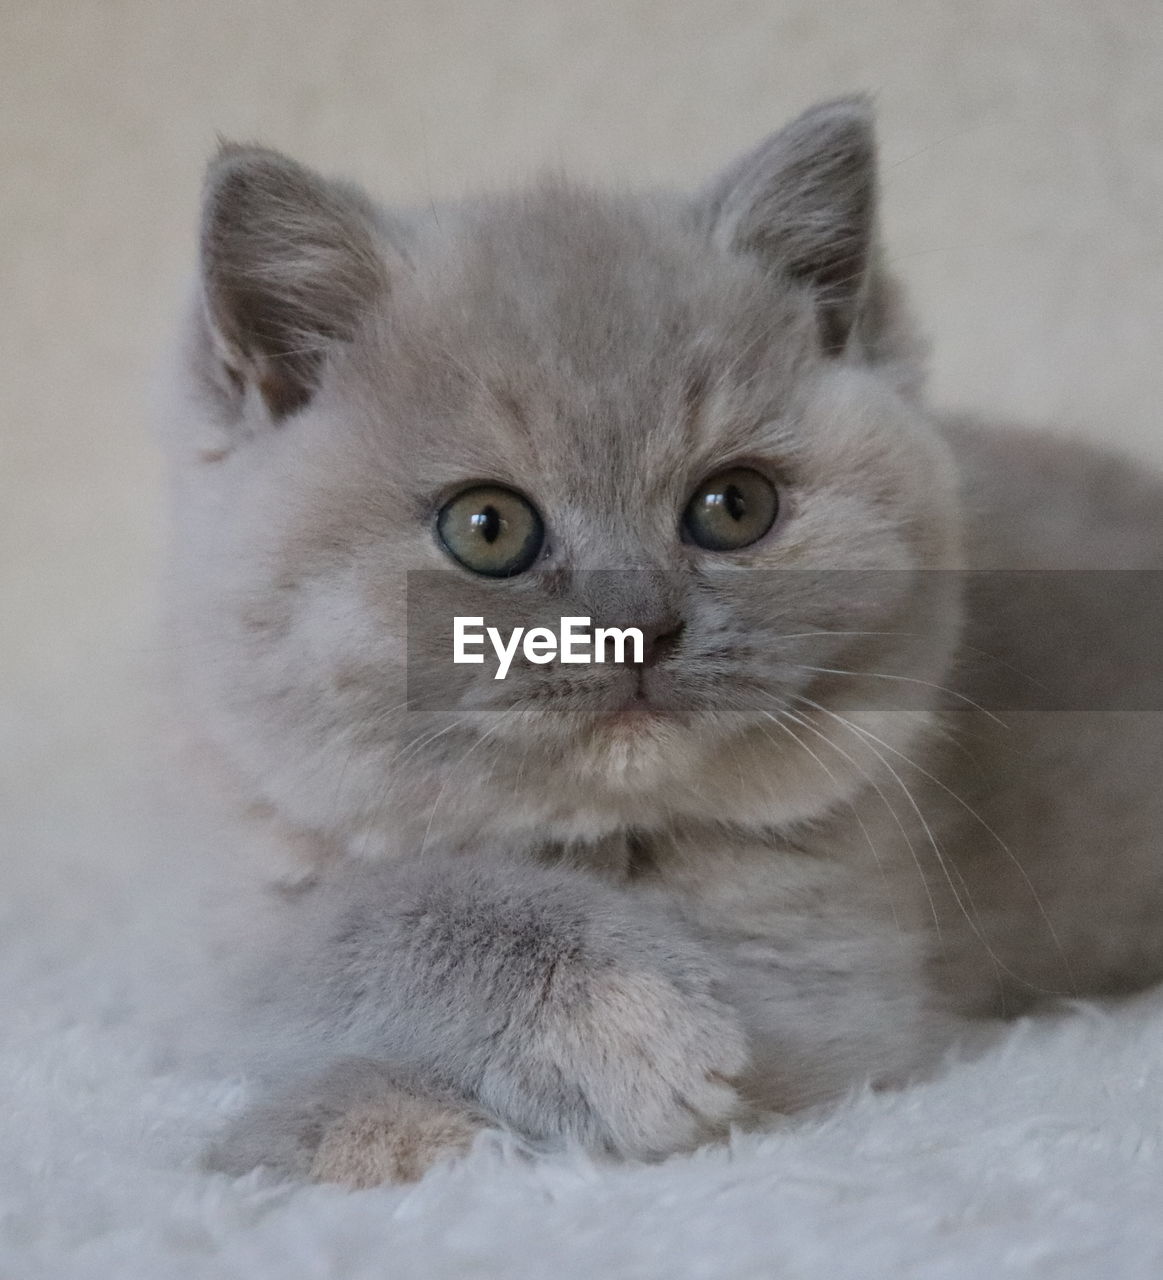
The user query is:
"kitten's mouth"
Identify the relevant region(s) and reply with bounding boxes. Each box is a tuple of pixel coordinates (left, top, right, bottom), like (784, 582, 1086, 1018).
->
(592, 692, 675, 731)
(600, 705, 664, 727)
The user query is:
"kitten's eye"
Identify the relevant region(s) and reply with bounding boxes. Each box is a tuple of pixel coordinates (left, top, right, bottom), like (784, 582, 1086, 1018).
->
(683, 468, 779, 551)
(437, 485, 545, 577)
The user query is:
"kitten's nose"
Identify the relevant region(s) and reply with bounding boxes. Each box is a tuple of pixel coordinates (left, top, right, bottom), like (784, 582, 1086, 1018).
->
(601, 617, 685, 666)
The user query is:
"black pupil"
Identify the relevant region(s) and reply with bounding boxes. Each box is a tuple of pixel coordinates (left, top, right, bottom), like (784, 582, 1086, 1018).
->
(470, 505, 503, 543)
(723, 484, 747, 521)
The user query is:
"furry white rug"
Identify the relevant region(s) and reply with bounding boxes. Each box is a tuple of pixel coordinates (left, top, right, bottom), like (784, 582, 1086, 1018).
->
(4, 1, 1163, 1275)
(5, 756, 1163, 1280)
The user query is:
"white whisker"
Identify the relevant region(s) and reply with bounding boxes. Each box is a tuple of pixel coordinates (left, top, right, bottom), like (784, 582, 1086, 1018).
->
(796, 696, 1067, 999)
(759, 709, 905, 937)
(791, 663, 1009, 727)
(417, 710, 517, 859)
(820, 704, 1076, 998)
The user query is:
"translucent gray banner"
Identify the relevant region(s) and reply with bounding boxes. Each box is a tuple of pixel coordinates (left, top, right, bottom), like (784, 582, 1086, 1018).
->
(404, 570, 1163, 712)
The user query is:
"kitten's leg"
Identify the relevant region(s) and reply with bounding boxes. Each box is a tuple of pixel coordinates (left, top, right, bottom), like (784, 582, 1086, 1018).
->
(659, 827, 961, 1112)
(206, 1059, 486, 1186)
(210, 854, 749, 1180)
(311, 1090, 483, 1188)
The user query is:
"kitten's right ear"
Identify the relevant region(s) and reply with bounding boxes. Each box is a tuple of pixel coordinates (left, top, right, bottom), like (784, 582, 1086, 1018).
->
(199, 144, 388, 421)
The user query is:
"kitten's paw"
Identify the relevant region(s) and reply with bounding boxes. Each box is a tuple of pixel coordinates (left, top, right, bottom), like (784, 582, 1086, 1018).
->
(310, 1091, 483, 1187)
(488, 962, 750, 1159)
(205, 1059, 485, 1187)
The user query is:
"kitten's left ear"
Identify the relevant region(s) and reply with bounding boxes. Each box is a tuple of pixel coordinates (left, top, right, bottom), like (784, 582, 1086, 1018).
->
(702, 96, 880, 356)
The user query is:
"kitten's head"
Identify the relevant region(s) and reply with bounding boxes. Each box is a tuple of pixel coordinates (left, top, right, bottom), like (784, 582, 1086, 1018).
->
(164, 98, 963, 859)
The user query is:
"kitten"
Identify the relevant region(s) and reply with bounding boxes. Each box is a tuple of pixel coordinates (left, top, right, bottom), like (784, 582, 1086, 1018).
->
(161, 97, 1163, 1187)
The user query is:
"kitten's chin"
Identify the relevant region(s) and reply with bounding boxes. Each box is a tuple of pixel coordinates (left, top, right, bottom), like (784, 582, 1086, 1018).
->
(553, 708, 768, 813)
(591, 704, 675, 734)
(511, 703, 709, 803)
(516, 701, 941, 833)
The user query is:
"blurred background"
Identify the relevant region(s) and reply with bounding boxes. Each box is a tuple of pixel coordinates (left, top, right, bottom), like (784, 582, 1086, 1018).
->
(1, 0, 1161, 917)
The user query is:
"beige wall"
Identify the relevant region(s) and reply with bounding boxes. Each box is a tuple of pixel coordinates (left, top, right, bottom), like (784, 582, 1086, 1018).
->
(2, 1, 1161, 869)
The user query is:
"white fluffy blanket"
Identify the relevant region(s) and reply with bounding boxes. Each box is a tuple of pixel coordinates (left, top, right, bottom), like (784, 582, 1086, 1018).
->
(5, 765, 1163, 1279)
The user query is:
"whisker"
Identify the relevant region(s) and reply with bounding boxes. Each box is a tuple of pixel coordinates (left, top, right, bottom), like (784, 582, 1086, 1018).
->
(791, 663, 1009, 727)
(769, 627, 1052, 697)
(389, 717, 471, 771)
(417, 709, 517, 859)
(823, 706, 1077, 998)
(768, 629, 918, 642)
(788, 697, 979, 963)
(353, 714, 471, 860)
(772, 697, 941, 939)
(759, 709, 904, 937)
(881, 119, 1007, 174)
(796, 696, 1066, 999)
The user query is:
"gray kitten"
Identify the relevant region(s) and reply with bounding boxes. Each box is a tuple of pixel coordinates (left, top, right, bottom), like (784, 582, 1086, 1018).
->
(160, 98, 1163, 1187)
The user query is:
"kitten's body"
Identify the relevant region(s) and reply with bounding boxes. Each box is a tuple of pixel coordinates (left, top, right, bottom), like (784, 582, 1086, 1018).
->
(163, 100, 1163, 1184)
(927, 420, 1163, 1011)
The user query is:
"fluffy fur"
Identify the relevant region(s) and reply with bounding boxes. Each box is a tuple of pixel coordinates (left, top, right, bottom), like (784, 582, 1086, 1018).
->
(159, 98, 1163, 1184)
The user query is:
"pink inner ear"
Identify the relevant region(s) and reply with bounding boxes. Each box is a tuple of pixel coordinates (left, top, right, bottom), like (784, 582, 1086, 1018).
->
(258, 358, 318, 420)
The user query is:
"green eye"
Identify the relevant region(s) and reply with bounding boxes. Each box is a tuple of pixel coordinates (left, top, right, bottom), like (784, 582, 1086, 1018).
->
(683, 468, 779, 551)
(437, 485, 545, 577)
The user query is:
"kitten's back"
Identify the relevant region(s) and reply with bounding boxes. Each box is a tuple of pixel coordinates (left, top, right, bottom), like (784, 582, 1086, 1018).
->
(931, 417, 1163, 1012)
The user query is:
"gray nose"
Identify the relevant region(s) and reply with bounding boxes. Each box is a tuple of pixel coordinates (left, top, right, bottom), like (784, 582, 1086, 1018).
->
(601, 617, 685, 666)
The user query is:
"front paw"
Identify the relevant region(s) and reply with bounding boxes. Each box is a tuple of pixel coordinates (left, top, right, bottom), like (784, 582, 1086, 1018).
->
(205, 1059, 485, 1187)
(483, 958, 750, 1159)
(310, 1091, 483, 1188)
